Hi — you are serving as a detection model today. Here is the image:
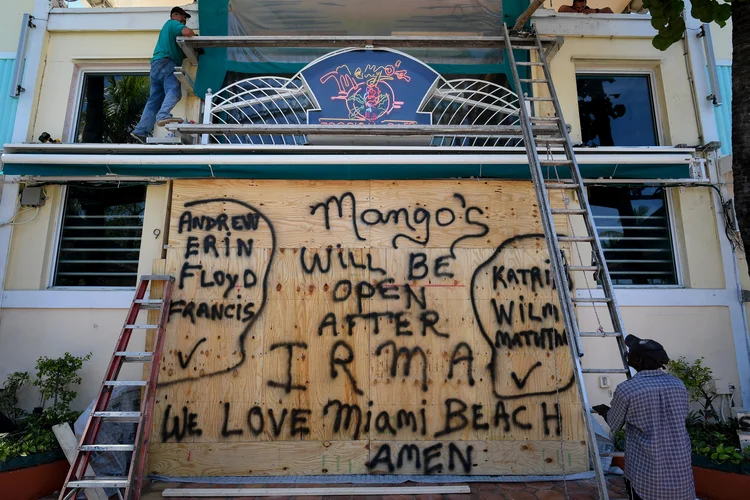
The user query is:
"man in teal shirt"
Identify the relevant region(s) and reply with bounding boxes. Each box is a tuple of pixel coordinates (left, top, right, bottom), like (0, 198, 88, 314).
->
(131, 7, 195, 143)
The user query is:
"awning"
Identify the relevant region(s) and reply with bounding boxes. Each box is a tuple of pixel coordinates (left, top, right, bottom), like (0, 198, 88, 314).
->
(0, 144, 701, 181)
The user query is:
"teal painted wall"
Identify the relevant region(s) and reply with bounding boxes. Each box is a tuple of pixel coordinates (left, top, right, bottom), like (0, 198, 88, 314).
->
(0, 58, 19, 146)
(714, 65, 732, 157)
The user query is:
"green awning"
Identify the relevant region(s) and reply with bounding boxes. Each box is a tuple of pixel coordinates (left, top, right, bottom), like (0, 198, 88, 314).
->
(1, 162, 692, 180)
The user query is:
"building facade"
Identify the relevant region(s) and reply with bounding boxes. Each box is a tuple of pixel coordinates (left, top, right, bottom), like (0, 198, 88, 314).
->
(0, 0, 747, 478)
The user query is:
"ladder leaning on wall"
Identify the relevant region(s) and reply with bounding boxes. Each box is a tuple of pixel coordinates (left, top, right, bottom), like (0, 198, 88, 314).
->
(59, 275, 175, 500)
(503, 24, 632, 500)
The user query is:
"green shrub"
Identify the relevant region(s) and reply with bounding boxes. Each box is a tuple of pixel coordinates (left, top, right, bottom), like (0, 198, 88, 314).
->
(0, 352, 91, 464)
(667, 356, 719, 423)
(0, 371, 30, 422)
(33, 352, 92, 424)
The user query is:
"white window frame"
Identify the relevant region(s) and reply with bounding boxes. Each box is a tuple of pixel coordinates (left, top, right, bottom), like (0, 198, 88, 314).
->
(587, 185, 682, 289)
(574, 68, 665, 147)
(48, 183, 146, 290)
(63, 61, 150, 144)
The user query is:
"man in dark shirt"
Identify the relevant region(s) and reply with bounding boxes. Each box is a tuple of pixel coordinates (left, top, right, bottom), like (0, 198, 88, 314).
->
(131, 7, 195, 143)
(559, 0, 614, 13)
(593, 335, 695, 500)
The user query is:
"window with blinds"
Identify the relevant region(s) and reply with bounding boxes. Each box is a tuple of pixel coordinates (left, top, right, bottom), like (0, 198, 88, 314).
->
(588, 186, 678, 286)
(53, 184, 147, 287)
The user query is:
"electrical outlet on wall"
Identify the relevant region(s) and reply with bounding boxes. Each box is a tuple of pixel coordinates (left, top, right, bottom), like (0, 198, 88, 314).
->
(599, 375, 610, 388)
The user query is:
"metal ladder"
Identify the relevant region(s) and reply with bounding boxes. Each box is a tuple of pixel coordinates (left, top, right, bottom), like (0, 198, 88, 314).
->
(503, 24, 631, 500)
(59, 275, 175, 500)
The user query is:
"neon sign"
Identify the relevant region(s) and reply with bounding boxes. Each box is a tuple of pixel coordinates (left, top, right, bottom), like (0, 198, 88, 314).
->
(302, 49, 438, 125)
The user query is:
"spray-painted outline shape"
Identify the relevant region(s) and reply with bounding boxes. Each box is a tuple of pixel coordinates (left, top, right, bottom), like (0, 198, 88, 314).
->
(470, 233, 575, 400)
(158, 198, 276, 388)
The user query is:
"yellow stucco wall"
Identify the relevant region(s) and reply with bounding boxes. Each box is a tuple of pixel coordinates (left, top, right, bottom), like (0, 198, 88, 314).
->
(0, 308, 143, 410)
(568, 185, 726, 290)
(711, 19, 732, 62)
(29, 30, 197, 143)
(0, 0, 33, 53)
(5, 183, 168, 289)
(580, 306, 740, 405)
(0, 183, 168, 407)
(546, 36, 700, 146)
(543, 33, 723, 288)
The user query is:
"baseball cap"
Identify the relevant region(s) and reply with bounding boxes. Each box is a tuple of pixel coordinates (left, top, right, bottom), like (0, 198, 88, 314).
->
(171, 7, 191, 19)
(624, 334, 670, 366)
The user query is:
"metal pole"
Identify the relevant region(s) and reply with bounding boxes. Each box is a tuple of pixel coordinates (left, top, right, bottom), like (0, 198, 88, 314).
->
(700, 24, 723, 106)
(10, 14, 34, 98)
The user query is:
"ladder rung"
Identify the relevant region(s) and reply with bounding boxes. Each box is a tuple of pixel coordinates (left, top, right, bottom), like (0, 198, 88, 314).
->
(80, 444, 135, 452)
(520, 78, 548, 83)
(140, 274, 174, 281)
(579, 332, 623, 338)
(511, 45, 541, 51)
(551, 208, 587, 215)
(530, 116, 560, 121)
(582, 368, 630, 374)
(536, 137, 567, 143)
(93, 411, 142, 422)
(546, 183, 580, 189)
(558, 236, 595, 242)
(134, 299, 164, 309)
(124, 324, 159, 329)
(540, 160, 573, 165)
(516, 61, 544, 66)
(526, 96, 554, 101)
(68, 477, 129, 488)
(566, 265, 599, 272)
(104, 380, 147, 387)
(571, 297, 612, 303)
(115, 351, 154, 362)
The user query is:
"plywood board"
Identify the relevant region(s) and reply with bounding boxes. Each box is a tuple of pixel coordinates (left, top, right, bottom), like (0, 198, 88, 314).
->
(149, 180, 585, 477)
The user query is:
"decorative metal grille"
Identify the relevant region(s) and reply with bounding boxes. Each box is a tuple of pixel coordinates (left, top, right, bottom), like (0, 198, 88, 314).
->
(205, 74, 520, 146)
(209, 76, 313, 145)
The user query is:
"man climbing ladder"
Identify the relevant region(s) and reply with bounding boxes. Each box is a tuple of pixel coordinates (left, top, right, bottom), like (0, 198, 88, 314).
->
(130, 6, 195, 143)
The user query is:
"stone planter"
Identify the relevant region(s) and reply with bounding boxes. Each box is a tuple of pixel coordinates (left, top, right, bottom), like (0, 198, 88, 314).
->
(0, 450, 68, 500)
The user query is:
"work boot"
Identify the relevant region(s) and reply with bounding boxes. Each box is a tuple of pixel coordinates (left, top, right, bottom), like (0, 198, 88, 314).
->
(156, 117, 185, 127)
(129, 131, 149, 144)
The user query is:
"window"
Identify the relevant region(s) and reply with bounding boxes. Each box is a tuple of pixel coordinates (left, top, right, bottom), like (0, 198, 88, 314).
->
(54, 184, 147, 287)
(576, 73, 658, 147)
(74, 73, 149, 143)
(588, 186, 677, 285)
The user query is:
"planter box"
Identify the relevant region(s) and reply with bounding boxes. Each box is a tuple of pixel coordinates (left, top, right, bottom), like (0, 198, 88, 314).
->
(0, 453, 69, 500)
(693, 465, 750, 500)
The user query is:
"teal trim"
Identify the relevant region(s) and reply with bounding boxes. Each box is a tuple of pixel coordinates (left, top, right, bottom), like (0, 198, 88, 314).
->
(0, 58, 19, 146)
(503, 0, 530, 28)
(195, 0, 229, 96)
(2, 163, 690, 180)
(226, 60, 509, 77)
(714, 65, 732, 157)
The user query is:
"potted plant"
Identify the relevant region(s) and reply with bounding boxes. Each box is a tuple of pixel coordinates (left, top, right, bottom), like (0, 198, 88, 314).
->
(0, 352, 92, 500)
(668, 357, 750, 500)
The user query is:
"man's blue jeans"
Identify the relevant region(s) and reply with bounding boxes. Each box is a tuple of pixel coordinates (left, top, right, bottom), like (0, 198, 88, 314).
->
(133, 58, 182, 135)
